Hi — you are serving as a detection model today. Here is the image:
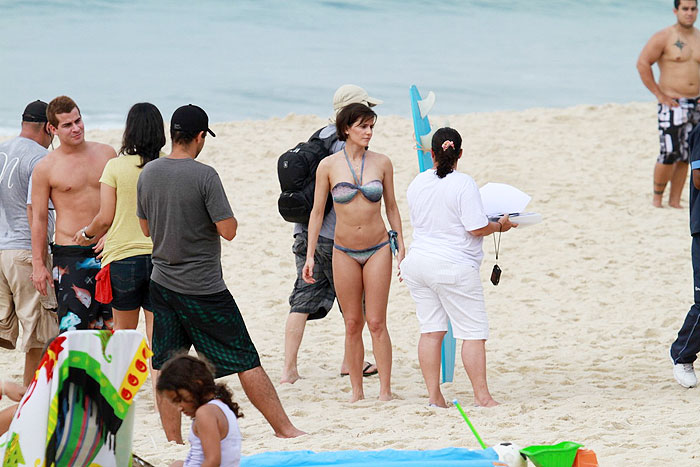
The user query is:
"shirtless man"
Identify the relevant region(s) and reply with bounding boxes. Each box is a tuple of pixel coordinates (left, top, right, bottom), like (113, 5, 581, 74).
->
(638, 0, 700, 208)
(31, 96, 116, 332)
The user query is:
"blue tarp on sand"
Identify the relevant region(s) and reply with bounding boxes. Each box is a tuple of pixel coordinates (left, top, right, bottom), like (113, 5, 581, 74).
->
(241, 447, 500, 466)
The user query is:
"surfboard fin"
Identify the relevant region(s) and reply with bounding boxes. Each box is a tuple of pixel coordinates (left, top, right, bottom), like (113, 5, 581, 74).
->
(418, 91, 436, 119)
(419, 131, 435, 152)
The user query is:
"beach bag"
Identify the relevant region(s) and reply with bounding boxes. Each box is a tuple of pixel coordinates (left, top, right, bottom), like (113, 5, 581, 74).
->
(277, 127, 336, 223)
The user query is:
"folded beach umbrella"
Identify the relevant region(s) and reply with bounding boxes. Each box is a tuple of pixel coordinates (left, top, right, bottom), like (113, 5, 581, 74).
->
(0, 330, 152, 467)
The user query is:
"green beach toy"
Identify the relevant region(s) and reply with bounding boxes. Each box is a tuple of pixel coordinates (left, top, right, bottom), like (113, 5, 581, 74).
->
(452, 400, 487, 449)
(519, 441, 583, 467)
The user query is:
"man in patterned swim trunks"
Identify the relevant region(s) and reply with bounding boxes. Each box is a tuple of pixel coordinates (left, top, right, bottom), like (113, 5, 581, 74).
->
(137, 104, 304, 442)
(30, 96, 115, 331)
(638, 0, 700, 208)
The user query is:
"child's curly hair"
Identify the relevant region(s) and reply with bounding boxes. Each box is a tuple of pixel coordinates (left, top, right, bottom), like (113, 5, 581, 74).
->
(156, 354, 243, 418)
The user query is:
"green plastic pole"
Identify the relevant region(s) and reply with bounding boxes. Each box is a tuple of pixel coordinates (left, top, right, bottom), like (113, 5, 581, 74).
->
(453, 399, 487, 449)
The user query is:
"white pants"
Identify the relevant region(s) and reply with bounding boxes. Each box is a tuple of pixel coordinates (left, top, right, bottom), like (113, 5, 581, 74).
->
(401, 251, 488, 340)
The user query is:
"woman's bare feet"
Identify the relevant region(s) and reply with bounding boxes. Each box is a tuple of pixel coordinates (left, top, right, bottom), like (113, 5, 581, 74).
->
(349, 390, 365, 403)
(378, 391, 393, 401)
(274, 427, 307, 438)
(280, 369, 300, 384)
(474, 395, 500, 407)
(428, 393, 447, 408)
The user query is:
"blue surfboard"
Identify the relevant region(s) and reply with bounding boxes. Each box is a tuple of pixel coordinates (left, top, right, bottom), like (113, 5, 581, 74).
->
(409, 85, 457, 384)
(409, 85, 435, 172)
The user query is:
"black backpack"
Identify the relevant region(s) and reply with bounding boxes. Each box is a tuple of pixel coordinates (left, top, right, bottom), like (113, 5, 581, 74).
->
(277, 127, 337, 223)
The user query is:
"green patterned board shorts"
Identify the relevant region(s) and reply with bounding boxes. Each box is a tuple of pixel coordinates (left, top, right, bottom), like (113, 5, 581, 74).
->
(149, 281, 260, 378)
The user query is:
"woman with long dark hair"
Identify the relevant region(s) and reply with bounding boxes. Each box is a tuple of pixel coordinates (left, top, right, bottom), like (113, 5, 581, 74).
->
(74, 102, 164, 339)
(303, 103, 405, 402)
(401, 127, 516, 408)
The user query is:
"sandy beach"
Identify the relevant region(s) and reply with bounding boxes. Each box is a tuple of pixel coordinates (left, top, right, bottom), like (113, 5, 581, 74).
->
(0, 101, 694, 465)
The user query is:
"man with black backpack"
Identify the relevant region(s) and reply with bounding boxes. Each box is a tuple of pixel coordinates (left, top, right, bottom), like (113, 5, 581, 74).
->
(280, 85, 382, 384)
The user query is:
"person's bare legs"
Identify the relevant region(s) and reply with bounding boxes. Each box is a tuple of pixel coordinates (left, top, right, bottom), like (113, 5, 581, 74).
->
(281, 307, 360, 381)
(669, 161, 689, 208)
(238, 366, 304, 437)
(281, 311, 307, 384)
(339, 311, 368, 375)
(143, 310, 160, 409)
(461, 339, 498, 407)
(23, 347, 43, 386)
(157, 390, 184, 444)
(0, 404, 18, 436)
(653, 162, 673, 208)
(362, 246, 393, 401)
(113, 308, 140, 329)
(418, 331, 447, 407)
(333, 250, 366, 402)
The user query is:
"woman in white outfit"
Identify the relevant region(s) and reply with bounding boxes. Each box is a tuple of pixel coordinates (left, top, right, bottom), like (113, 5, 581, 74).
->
(401, 128, 516, 408)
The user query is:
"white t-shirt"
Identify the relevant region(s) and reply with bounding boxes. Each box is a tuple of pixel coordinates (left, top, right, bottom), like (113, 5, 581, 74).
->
(0, 137, 48, 250)
(406, 169, 488, 268)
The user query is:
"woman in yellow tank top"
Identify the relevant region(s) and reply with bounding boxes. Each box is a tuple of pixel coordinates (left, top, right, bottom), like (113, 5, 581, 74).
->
(73, 102, 164, 391)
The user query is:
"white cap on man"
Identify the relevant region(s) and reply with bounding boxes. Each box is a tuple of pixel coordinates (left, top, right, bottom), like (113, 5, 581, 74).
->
(333, 85, 383, 114)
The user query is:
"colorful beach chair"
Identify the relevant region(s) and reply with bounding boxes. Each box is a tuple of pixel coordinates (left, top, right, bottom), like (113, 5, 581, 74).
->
(0, 330, 152, 467)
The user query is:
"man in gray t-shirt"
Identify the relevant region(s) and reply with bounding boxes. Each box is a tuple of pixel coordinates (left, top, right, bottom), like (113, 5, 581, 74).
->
(137, 156, 232, 295)
(0, 100, 58, 386)
(137, 104, 303, 443)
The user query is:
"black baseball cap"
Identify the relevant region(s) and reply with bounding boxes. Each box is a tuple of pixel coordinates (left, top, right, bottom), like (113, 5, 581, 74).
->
(171, 104, 216, 137)
(22, 100, 48, 123)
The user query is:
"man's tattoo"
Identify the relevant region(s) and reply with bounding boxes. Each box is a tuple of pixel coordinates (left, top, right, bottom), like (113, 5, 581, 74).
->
(675, 39, 686, 50)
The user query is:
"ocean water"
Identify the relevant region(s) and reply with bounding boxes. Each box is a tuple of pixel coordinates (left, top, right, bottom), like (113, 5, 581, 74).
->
(0, 0, 670, 133)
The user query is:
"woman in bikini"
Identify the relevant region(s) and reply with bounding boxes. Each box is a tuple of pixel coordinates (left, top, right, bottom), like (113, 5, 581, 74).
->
(303, 103, 405, 402)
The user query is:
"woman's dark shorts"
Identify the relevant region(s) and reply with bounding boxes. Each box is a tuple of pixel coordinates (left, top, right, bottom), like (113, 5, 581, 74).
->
(109, 254, 153, 311)
(149, 281, 261, 378)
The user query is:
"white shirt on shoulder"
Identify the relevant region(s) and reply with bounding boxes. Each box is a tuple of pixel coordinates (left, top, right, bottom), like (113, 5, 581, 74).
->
(406, 169, 488, 269)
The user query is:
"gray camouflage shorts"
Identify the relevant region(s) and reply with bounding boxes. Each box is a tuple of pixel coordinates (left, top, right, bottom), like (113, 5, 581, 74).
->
(289, 232, 336, 320)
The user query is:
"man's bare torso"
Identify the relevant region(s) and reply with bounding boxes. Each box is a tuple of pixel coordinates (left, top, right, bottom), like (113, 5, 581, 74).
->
(44, 141, 114, 244)
(658, 25, 700, 98)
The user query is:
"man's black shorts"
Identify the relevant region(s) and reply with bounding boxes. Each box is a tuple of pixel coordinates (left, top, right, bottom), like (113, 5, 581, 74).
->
(149, 281, 260, 378)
